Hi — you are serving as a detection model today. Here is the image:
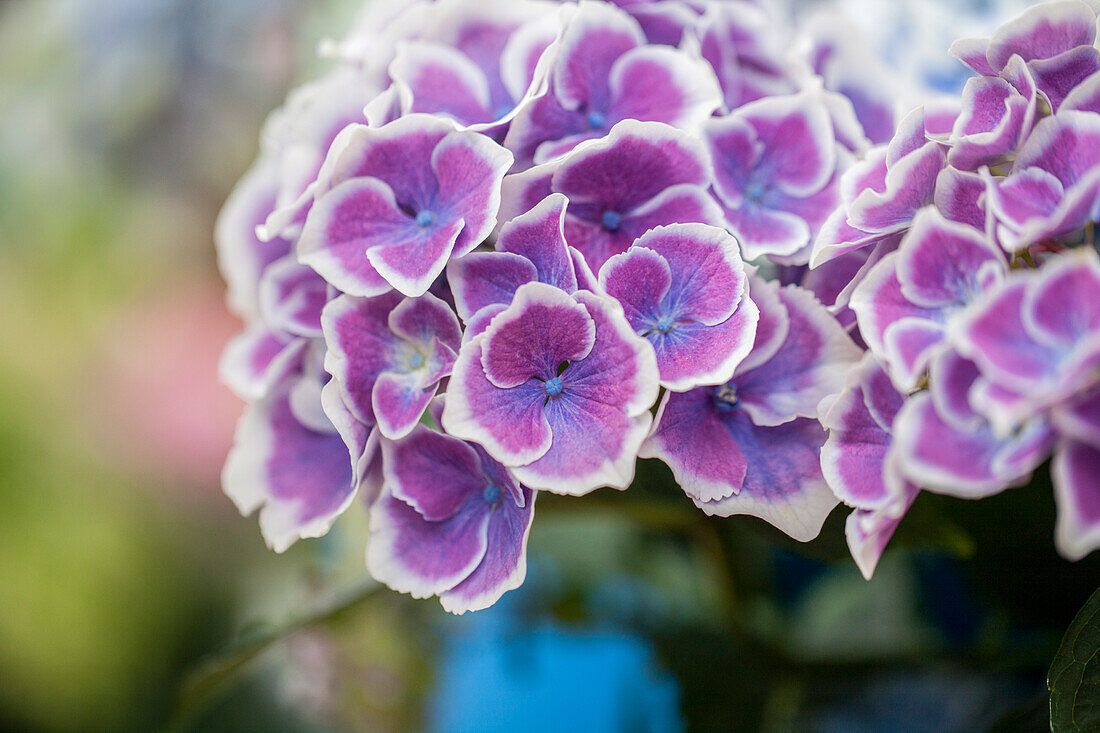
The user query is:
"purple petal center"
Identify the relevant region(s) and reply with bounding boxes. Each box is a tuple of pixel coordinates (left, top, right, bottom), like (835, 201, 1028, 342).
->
(587, 110, 607, 130)
(415, 210, 436, 228)
(601, 210, 623, 231)
(745, 180, 767, 203)
(482, 483, 502, 504)
(654, 315, 676, 334)
(712, 384, 740, 412)
(408, 352, 425, 369)
(544, 376, 564, 397)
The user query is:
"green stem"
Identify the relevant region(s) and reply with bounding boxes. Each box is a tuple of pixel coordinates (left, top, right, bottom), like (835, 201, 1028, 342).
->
(166, 582, 385, 731)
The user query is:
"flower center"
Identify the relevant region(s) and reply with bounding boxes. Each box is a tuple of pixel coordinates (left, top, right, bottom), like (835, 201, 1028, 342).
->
(544, 376, 564, 397)
(601, 210, 623, 231)
(745, 181, 767, 203)
(713, 384, 739, 412)
(408, 352, 424, 369)
(483, 484, 502, 504)
(586, 110, 606, 130)
(655, 315, 676, 334)
(415, 210, 436, 227)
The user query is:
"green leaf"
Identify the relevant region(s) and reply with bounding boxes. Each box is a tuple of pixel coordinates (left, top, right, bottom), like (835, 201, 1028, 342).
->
(1049, 585, 1100, 731)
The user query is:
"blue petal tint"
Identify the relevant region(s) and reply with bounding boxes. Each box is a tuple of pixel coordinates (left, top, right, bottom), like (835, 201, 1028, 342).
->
(482, 484, 502, 505)
(416, 210, 436, 228)
(586, 110, 606, 130)
(601, 210, 623, 231)
(544, 376, 564, 397)
(409, 352, 425, 369)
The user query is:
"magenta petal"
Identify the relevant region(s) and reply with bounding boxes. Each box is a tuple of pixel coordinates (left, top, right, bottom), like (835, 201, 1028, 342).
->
(258, 256, 330, 338)
(820, 359, 896, 510)
(639, 388, 748, 503)
(846, 484, 919, 580)
(220, 326, 307, 402)
(552, 1, 644, 112)
(367, 488, 490, 599)
(297, 177, 410, 297)
(389, 41, 493, 125)
(600, 246, 674, 331)
(495, 192, 577, 292)
(986, 0, 1097, 71)
(321, 292, 404, 426)
(431, 131, 514, 256)
(366, 217, 466, 298)
(698, 415, 838, 543)
(724, 201, 811, 260)
(947, 37, 996, 76)
(635, 223, 746, 326)
(223, 386, 355, 552)
(371, 372, 436, 440)
(1053, 388, 1100, 448)
(448, 251, 538, 321)
(896, 210, 1006, 309)
(893, 393, 1054, 497)
(383, 426, 486, 521)
(479, 283, 596, 388)
(441, 488, 536, 614)
(736, 284, 861, 426)
(648, 301, 760, 391)
(1028, 45, 1100, 111)
(608, 45, 721, 128)
(1053, 438, 1100, 560)
(846, 142, 944, 235)
(442, 339, 554, 466)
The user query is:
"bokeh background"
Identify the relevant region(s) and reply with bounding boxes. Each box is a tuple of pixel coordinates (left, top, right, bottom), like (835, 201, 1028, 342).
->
(0, 0, 1096, 731)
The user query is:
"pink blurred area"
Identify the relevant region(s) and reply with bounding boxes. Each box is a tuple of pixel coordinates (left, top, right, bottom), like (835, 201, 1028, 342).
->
(89, 282, 244, 496)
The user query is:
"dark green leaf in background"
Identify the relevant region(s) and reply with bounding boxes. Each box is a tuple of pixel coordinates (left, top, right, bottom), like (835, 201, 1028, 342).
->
(1050, 585, 1100, 731)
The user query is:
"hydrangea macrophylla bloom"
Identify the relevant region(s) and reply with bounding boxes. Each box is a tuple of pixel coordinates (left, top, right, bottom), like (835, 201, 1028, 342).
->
(811, 106, 957, 267)
(982, 111, 1100, 253)
(598, 223, 759, 390)
(640, 279, 860, 540)
(703, 91, 843, 263)
(947, 74, 1035, 172)
(322, 290, 461, 440)
(297, 114, 513, 297)
(1052, 388, 1100, 560)
(382, 0, 560, 131)
(447, 192, 598, 336)
(949, 248, 1100, 429)
(893, 349, 1056, 498)
(442, 281, 659, 494)
(367, 419, 535, 614)
(500, 120, 724, 270)
(950, 1, 1100, 112)
(697, 0, 795, 111)
(850, 208, 1009, 391)
(802, 14, 897, 147)
(819, 355, 919, 579)
(504, 1, 722, 164)
(223, 369, 367, 553)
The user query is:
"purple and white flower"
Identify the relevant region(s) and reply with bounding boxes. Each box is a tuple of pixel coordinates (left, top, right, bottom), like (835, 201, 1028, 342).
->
(298, 114, 513, 297)
(850, 208, 1009, 391)
(820, 354, 918, 579)
(322, 290, 462, 440)
(598, 223, 758, 390)
(500, 119, 724, 270)
(704, 91, 845, 263)
(640, 278, 860, 540)
(367, 415, 535, 614)
(504, 1, 722, 164)
(442, 281, 659, 495)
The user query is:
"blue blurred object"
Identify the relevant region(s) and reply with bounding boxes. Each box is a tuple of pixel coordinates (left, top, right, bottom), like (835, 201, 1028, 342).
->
(429, 588, 683, 733)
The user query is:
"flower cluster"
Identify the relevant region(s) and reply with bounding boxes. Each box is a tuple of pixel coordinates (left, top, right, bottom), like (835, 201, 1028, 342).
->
(218, 0, 1100, 613)
(815, 0, 1100, 575)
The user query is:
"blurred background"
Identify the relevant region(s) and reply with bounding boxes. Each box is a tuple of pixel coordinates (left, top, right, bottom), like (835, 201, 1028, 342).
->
(0, 0, 1095, 731)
